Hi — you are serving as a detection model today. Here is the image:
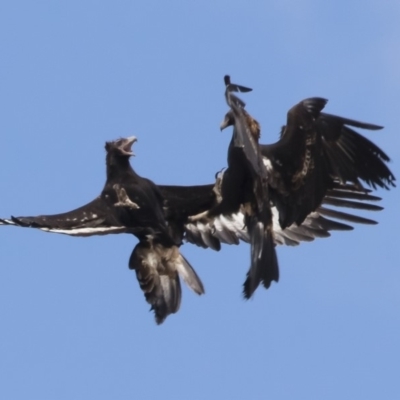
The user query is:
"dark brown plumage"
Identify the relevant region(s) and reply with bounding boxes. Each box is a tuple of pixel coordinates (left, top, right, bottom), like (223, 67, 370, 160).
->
(261, 99, 395, 230)
(192, 76, 279, 298)
(0, 77, 395, 322)
(102, 137, 205, 324)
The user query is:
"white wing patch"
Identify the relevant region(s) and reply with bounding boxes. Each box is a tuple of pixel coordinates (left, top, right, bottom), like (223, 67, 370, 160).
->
(184, 204, 354, 250)
(263, 157, 273, 173)
(0, 219, 127, 237)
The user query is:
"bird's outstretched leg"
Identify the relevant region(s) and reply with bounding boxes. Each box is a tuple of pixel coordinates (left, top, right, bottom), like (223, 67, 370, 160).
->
(189, 169, 226, 223)
(188, 210, 210, 222)
(113, 184, 140, 209)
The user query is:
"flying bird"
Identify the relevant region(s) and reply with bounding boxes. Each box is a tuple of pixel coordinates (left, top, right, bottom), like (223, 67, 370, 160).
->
(2, 137, 206, 324)
(103, 137, 207, 324)
(191, 75, 395, 298)
(190, 75, 279, 299)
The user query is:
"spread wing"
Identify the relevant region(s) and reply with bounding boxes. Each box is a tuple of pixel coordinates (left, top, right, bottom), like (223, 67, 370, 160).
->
(0, 196, 128, 236)
(316, 112, 394, 189)
(183, 178, 383, 249)
(261, 98, 395, 229)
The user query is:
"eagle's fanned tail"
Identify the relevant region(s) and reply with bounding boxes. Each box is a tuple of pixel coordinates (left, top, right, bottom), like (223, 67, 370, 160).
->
(243, 214, 279, 299)
(129, 243, 181, 324)
(129, 242, 204, 324)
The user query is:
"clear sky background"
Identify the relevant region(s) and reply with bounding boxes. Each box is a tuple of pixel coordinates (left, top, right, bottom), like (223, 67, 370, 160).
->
(0, 1, 399, 399)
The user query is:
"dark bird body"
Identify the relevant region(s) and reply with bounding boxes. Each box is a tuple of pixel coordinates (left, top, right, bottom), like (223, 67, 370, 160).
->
(101, 138, 206, 324)
(192, 76, 279, 298)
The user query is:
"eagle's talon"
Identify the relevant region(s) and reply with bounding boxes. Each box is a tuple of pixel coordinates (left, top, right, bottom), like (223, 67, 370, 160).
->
(113, 184, 140, 209)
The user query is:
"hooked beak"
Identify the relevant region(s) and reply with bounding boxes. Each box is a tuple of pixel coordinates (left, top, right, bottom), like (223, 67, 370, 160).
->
(121, 136, 138, 156)
(220, 112, 233, 131)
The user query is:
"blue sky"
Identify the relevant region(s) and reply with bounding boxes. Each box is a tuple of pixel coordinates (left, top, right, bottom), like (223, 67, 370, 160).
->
(0, 1, 399, 399)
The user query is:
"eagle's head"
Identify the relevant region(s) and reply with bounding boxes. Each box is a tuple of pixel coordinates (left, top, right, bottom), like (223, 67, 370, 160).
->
(105, 136, 138, 157)
(220, 111, 234, 131)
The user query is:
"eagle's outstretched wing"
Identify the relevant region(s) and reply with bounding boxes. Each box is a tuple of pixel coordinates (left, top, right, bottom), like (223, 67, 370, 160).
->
(261, 98, 395, 229)
(0, 196, 127, 236)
